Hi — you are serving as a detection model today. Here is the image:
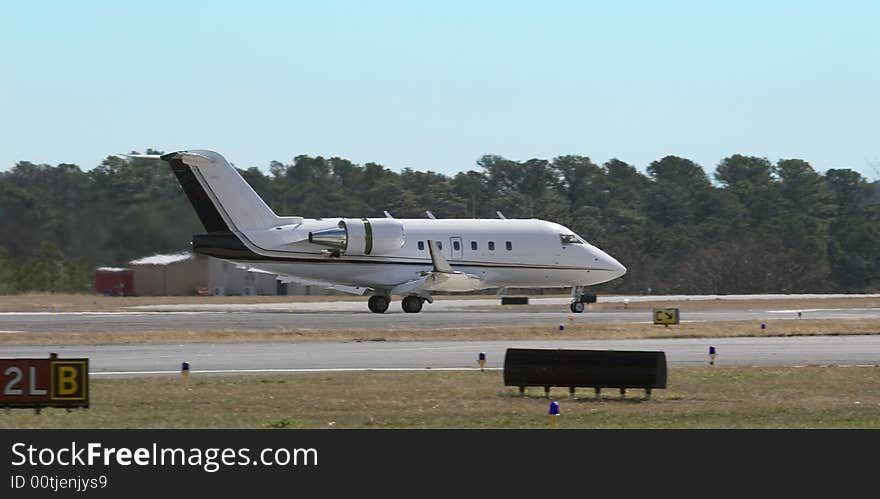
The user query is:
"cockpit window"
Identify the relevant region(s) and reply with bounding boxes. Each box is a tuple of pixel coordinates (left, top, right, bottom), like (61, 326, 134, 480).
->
(560, 234, 585, 244)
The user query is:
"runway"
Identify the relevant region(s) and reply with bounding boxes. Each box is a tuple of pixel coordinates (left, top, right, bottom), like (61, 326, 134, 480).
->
(3, 308, 880, 333)
(2, 295, 879, 375)
(3, 296, 880, 333)
(3, 335, 879, 375)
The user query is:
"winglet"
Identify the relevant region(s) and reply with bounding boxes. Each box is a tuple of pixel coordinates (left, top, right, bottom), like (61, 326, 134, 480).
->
(383, 210, 394, 219)
(427, 240, 454, 273)
(426, 211, 437, 219)
(496, 211, 507, 219)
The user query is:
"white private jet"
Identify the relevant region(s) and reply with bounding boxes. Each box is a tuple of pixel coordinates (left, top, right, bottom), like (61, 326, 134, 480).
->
(130, 150, 626, 313)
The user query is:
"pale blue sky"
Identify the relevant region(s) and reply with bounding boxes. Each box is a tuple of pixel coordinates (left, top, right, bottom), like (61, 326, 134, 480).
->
(2, 1, 878, 178)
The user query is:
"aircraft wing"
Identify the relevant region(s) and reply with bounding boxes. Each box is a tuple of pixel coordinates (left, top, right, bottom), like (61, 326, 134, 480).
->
(235, 265, 276, 275)
(390, 240, 484, 296)
(276, 274, 368, 296)
(235, 266, 368, 295)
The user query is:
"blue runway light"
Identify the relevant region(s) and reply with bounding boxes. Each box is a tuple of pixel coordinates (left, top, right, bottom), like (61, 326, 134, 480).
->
(558, 324, 564, 331)
(479, 352, 486, 361)
(709, 346, 716, 355)
(181, 361, 190, 372)
(547, 401, 560, 428)
(478, 352, 486, 371)
(761, 323, 766, 330)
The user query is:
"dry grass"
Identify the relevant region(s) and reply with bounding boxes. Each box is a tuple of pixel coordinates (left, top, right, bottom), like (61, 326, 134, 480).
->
(1, 319, 878, 345)
(2, 367, 878, 428)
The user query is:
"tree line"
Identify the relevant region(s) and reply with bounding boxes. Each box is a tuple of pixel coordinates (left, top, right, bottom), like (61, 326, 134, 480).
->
(1, 150, 878, 294)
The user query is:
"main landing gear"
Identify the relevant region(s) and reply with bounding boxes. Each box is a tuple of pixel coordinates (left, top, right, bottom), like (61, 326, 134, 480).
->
(368, 295, 390, 313)
(570, 286, 597, 314)
(401, 295, 424, 313)
(367, 295, 426, 313)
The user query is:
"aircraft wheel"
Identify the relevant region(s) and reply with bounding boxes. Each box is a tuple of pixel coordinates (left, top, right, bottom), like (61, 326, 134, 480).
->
(570, 301, 585, 314)
(368, 295, 390, 313)
(401, 295, 424, 313)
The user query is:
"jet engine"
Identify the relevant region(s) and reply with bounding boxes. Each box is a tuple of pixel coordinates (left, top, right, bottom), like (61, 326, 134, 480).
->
(308, 218, 405, 255)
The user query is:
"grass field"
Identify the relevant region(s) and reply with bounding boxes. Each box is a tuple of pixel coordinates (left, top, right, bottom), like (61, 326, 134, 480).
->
(3, 319, 879, 345)
(2, 367, 879, 429)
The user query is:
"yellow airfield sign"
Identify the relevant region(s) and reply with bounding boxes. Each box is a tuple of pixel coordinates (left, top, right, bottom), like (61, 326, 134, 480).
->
(653, 308, 679, 326)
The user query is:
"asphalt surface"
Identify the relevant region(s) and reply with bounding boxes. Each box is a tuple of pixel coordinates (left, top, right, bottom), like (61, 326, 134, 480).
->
(3, 335, 879, 374)
(2, 299, 880, 333)
(2, 296, 879, 374)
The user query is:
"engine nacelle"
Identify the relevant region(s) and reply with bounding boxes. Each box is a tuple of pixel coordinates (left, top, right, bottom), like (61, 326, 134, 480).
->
(308, 218, 405, 256)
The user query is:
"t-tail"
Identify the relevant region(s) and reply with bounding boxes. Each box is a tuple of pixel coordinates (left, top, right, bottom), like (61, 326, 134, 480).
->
(159, 150, 280, 232)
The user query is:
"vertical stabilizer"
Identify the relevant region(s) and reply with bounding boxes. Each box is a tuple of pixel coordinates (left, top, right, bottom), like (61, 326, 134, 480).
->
(162, 150, 279, 231)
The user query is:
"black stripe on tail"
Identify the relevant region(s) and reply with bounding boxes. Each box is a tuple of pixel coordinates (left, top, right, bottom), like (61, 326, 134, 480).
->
(162, 152, 230, 233)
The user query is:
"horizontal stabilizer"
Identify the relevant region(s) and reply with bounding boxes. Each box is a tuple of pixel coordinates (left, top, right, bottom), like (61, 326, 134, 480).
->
(121, 154, 163, 160)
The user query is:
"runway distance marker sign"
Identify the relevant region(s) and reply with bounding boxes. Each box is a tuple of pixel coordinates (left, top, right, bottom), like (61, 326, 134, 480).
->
(0, 355, 89, 409)
(653, 308, 680, 326)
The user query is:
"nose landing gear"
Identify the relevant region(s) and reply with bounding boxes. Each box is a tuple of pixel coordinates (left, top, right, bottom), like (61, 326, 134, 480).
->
(570, 286, 597, 313)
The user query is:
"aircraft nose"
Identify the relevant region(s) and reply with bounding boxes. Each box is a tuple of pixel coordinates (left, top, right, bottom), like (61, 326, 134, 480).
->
(592, 248, 626, 279)
(607, 255, 627, 278)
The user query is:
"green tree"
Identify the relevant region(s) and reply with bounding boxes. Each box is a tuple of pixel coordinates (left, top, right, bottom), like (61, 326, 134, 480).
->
(598, 159, 653, 292)
(765, 159, 836, 290)
(824, 169, 880, 289)
(0, 148, 877, 295)
(714, 155, 776, 232)
(0, 249, 16, 293)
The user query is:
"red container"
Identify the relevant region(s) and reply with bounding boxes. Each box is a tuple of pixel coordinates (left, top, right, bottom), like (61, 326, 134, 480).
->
(94, 268, 133, 296)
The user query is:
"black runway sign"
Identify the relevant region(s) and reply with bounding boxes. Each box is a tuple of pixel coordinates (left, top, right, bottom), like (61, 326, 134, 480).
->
(0, 356, 88, 410)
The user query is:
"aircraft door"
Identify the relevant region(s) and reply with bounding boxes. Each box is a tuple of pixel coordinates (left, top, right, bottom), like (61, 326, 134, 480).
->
(450, 236, 463, 260)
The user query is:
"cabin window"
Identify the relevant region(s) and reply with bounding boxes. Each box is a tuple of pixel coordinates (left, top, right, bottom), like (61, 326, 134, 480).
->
(560, 234, 585, 245)
(453, 241, 460, 251)
(506, 241, 512, 251)
(488, 241, 495, 251)
(418, 241, 424, 251)
(471, 241, 477, 251)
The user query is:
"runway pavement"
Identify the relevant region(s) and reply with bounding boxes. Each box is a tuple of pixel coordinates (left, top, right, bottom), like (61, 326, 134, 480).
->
(2, 295, 878, 375)
(3, 335, 879, 375)
(2, 297, 880, 333)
